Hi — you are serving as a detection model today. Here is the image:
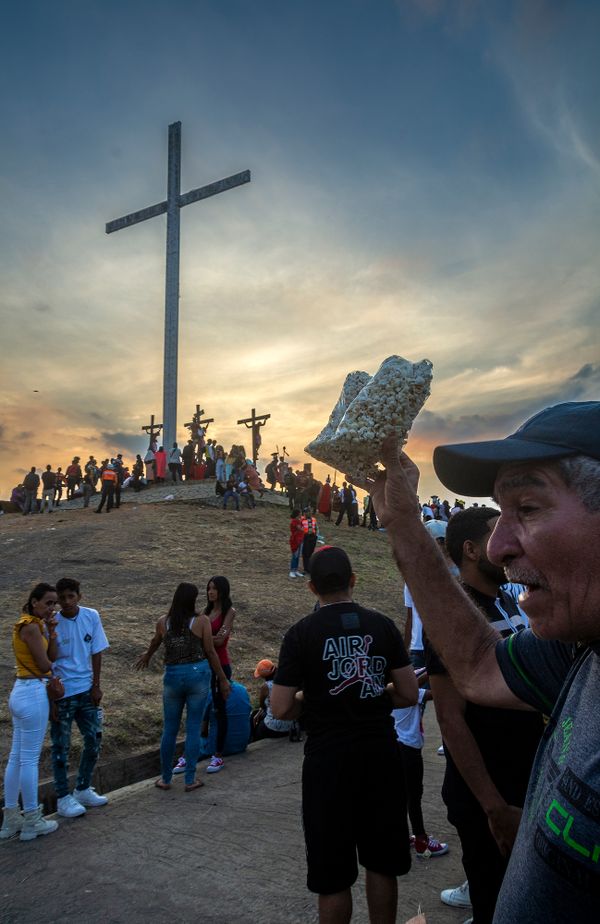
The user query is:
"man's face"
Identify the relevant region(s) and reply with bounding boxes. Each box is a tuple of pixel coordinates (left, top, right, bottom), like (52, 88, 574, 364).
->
(58, 589, 81, 617)
(472, 517, 506, 586)
(488, 462, 600, 642)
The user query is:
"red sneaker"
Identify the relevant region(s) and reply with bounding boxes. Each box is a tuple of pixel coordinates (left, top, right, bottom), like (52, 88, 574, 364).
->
(413, 835, 449, 858)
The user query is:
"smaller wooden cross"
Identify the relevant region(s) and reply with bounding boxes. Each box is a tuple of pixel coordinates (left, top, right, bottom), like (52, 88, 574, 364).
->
(184, 404, 215, 441)
(141, 414, 163, 451)
(237, 407, 271, 466)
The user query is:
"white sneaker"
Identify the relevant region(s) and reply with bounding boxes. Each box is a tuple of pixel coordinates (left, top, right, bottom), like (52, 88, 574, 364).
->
(437, 744, 445, 755)
(206, 756, 224, 773)
(173, 756, 186, 775)
(440, 881, 471, 908)
(72, 787, 108, 807)
(463, 919, 473, 924)
(295, 571, 305, 577)
(57, 794, 86, 817)
(289, 571, 297, 578)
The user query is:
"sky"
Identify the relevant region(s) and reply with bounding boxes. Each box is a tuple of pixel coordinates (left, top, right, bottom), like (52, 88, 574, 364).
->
(1, 0, 598, 501)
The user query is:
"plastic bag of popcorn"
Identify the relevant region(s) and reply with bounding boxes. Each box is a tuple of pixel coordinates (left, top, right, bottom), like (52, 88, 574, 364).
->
(305, 355, 433, 480)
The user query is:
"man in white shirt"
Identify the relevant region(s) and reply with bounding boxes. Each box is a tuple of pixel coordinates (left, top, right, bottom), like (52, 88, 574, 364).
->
(51, 577, 110, 818)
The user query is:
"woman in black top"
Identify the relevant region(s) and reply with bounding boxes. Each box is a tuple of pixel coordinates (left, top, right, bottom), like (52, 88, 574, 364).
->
(136, 583, 231, 791)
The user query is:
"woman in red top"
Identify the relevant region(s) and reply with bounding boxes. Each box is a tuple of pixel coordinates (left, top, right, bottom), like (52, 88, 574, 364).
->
(317, 475, 332, 520)
(204, 576, 236, 773)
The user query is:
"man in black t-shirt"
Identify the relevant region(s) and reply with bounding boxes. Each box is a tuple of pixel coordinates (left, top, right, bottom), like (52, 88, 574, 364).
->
(425, 508, 544, 924)
(271, 546, 418, 924)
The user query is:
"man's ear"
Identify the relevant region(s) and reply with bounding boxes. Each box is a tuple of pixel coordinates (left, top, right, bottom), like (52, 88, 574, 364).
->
(462, 539, 479, 563)
(349, 573, 357, 589)
(308, 581, 318, 597)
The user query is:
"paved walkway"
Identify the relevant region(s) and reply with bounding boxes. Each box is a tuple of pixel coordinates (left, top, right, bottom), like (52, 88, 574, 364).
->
(0, 712, 468, 924)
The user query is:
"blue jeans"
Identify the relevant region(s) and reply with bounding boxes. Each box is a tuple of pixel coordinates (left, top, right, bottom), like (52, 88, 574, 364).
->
(290, 547, 301, 572)
(222, 490, 239, 510)
(161, 661, 211, 785)
(50, 690, 102, 798)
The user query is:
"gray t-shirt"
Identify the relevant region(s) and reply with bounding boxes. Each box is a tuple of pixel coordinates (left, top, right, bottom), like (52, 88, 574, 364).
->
(495, 631, 600, 922)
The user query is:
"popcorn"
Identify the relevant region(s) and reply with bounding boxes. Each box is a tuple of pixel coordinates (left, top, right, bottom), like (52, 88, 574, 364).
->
(305, 355, 433, 480)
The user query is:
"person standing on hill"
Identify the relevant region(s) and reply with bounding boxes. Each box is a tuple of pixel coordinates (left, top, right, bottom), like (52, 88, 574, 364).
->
(289, 508, 305, 578)
(301, 507, 319, 575)
(95, 464, 117, 513)
(1, 583, 60, 842)
(22, 467, 40, 516)
(40, 465, 56, 513)
(168, 443, 183, 482)
(204, 576, 236, 775)
(65, 458, 82, 500)
(271, 546, 418, 924)
(50, 577, 109, 819)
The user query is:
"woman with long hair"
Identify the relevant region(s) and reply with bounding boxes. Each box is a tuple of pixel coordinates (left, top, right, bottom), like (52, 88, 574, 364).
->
(1, 583, 60, 841)
(203, 576, 236, 774)
(135, 582, 231, 791)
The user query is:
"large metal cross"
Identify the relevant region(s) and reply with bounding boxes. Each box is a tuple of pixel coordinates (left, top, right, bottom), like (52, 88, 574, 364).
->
(106, 121, 250, 450)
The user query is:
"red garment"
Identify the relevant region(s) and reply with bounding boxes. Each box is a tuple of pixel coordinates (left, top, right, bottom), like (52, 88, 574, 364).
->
(210, 610, 232, 666)
(192, 463, 206, 480)
(154, 450, 167, 479)
(289, 517, 304, 552)
(318, 483, 332, 515)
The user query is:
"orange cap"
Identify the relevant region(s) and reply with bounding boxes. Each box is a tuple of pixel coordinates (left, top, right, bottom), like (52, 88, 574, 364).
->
(254, 658, 276, 678)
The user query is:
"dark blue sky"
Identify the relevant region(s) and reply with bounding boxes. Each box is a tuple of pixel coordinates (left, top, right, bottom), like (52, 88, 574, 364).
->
(1, 0, 598, 496)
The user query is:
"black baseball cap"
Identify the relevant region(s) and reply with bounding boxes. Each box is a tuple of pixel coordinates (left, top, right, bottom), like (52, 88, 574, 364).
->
(433, 402, 600, 497)
(308, 546, 353, 594)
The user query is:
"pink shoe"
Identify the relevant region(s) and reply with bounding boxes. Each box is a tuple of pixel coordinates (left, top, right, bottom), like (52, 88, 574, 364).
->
(206, 756, 224, 774)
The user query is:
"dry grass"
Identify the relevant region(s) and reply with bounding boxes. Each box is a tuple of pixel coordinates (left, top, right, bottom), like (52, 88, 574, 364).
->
(0, 500, 406, 772)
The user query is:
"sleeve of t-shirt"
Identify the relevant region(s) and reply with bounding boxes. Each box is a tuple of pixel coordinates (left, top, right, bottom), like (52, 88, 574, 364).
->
(274, 623, 304, 688)
(495, 630, 574, 714)
(384, 617, 411, 671)
(423, 634, 446, 677)
(90, 611, 110, 655)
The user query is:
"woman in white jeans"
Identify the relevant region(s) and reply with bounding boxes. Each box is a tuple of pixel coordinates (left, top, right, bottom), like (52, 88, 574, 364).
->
(1, 582, 60, 842)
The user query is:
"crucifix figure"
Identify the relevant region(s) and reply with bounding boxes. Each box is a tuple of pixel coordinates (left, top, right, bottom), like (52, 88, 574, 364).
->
(141, 414, 163, 452)
(106, 121, 250, 450)
(184, 404, 214, 447)
(237, 407, 271, 466)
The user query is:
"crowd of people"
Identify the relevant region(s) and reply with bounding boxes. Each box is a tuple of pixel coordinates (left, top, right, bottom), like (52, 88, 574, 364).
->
(4, 399, 598, 924)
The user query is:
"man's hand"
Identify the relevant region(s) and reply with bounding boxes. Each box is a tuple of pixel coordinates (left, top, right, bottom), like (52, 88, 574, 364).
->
(487, 803, 522, 857)
(90, 684, 103, 706)
(348, 437, 421, 530)
(134, 653, 150, 671)
(220, 678, 232, 700)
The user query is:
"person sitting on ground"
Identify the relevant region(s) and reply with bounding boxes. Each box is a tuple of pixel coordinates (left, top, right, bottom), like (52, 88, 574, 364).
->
(135, 582, 231, 791)
(222, 476, 240, 511)
(252, 659, 293, 740)
(237, 475, 256, 509)
(1, 583, 60, 842)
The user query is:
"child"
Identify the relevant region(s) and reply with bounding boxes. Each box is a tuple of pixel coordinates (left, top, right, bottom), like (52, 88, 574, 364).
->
(393, 673, 449, 858)
(288, 508, 304, 578)
(50, 577, 110, 818)
(252, 659, 293, 739)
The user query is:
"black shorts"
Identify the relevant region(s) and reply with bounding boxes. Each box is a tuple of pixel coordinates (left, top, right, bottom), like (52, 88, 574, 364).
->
(302, 738, 410, 895)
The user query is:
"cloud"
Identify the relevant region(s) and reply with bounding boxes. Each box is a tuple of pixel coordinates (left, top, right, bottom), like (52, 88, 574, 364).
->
(15, 431, 34, 440)
(100, 431, 147, 455)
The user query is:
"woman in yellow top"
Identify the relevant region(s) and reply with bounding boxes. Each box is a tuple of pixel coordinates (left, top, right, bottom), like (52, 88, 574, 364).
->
(1, 582, 60, 842)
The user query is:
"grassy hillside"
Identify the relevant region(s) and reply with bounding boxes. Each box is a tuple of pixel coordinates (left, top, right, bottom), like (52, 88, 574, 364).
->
(0, 498, 406, 770)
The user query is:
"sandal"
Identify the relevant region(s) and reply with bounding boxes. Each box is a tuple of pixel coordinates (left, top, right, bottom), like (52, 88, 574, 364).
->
(154, 779, 171, 790)
(184, 780, 204, 792)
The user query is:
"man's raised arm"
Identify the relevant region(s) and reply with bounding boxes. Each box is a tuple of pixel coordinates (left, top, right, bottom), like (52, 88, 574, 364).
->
(361, 440, 527, 710)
